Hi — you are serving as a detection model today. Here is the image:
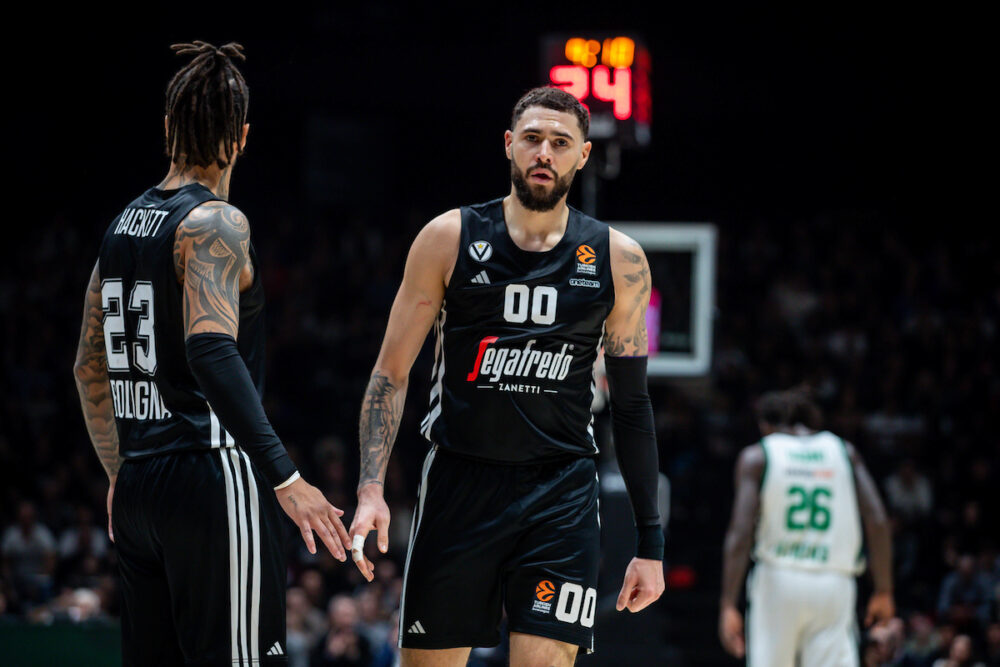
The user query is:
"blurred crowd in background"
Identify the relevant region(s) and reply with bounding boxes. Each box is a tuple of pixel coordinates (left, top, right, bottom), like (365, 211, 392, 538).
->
(1, 207, 997, 665)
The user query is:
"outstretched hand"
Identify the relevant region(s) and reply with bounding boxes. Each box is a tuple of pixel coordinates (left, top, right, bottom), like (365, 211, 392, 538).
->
(616, 557, 665, 613)
(348, 483, 390, 582)
(275, 478, 351, 561)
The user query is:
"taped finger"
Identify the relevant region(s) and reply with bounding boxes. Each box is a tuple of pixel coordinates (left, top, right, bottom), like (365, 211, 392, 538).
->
(352, 534, 366, 562)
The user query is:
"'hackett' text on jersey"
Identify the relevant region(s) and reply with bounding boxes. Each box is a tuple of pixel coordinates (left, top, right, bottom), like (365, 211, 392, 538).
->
(421, 199, 614, 462)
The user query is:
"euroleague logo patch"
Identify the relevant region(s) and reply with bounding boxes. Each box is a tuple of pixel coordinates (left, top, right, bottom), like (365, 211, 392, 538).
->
(469, 240, 493, 262)
(576, 244, 597, 275)
(535, 580, 556, 602)
(532, 580, 556, 614)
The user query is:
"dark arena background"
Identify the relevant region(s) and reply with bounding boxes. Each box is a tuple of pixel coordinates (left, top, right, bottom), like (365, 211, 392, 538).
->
(2, 4, 995, 666)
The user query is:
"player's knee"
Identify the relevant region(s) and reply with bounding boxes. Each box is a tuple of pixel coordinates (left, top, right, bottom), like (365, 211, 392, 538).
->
(509, 633, 578, 667)
(400, 647, 471, 667)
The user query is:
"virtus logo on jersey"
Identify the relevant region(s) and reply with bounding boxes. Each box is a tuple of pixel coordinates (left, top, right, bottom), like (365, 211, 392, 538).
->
(465, 337, 574, 387)
(576, 244, 597, 275)
(469, 240, 493, 262)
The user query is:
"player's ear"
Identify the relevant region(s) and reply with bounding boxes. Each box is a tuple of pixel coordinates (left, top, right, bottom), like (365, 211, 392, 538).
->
(164, 115, 169, 137)
(577, 141, 593, 171)
(240, 123, 250, 151)
(504, 130, 513, 160)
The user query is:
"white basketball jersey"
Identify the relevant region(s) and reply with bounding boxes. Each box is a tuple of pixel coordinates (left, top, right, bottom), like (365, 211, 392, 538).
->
(754, 431, 864, 575)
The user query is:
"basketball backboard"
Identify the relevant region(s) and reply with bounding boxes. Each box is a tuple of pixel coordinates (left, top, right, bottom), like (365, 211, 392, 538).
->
(610, 223, 717, 377)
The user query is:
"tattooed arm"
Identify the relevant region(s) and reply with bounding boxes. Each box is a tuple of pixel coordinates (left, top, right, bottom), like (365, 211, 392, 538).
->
(174, 200, 253, 337)
(74, 261, 120, 541)
(349, 210, 459, 580)
(605, 228, 651, 357)
(74, 261, 121, 481)
(176, 202, 352, 562)
(603, 229, 666, 612)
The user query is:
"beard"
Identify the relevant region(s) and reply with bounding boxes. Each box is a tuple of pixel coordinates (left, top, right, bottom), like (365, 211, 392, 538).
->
(510, 161, 576, 211)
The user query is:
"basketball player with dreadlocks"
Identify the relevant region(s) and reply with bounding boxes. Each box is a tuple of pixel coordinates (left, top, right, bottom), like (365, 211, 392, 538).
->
(73, 41, 352, 666)
(719, 389, 895, 666)
(348, 87, 665, 667)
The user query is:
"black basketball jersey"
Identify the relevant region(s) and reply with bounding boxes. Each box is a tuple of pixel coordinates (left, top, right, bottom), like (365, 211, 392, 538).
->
(420, 198, 615, 463)
(97, 183, 267, 459)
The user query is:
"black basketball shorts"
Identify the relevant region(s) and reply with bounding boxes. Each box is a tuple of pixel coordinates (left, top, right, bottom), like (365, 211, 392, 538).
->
(112, 448, 288, 666)
(398, 446, 601, 652)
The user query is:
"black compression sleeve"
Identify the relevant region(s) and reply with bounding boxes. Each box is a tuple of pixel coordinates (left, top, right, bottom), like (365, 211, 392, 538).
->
(604, 354, 664, 560)
(185, 333, 298, 488)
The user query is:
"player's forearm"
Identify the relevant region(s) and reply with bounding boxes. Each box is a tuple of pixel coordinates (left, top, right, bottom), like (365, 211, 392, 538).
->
(74, 265, 122, 481)
(720, 527, 754, 608)
(852, 450, 893, 594)
(605, 355, 663, 559)
(358, 369, 408, 489)
(186, 333, 298, 488)
(73, 355, 121, 481)
(863, 510, 893, 593)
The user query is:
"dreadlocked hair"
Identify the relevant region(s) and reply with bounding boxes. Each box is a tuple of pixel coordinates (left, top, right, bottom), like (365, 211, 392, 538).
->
(165, 41, 249, 169)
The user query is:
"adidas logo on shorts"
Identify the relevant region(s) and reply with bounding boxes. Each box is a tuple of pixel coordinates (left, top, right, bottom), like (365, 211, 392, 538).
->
(407, 620, 427, 634)
(266, 641, 284, 655)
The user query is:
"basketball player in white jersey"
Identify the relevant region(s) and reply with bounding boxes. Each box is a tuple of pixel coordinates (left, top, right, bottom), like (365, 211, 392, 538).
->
(719, 389, 895, 666)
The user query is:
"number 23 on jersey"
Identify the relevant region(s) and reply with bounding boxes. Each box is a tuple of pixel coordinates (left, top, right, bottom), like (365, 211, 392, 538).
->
(102, 278, 157, 374)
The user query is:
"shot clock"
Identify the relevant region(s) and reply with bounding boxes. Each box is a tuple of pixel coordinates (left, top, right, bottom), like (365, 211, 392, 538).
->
(541, 35, 651, 147)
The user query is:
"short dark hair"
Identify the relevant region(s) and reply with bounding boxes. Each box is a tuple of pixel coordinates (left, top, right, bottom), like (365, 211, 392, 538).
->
(510, 87, 590, 140)
(165, 41, 249, 169)
(754, 388, 823, 430)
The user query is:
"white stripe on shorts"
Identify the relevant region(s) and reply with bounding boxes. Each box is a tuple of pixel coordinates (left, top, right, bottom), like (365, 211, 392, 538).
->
(219, 450, 241, 663)
(238, 450, 262, 666)
(230, 450, 250, 666)
(398, 446, 437, 646)
(218, 449, 262, 665)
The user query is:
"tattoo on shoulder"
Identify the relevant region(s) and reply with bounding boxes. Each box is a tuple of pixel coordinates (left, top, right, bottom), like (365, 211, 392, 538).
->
(173, 202, 250, 337)
(605, 240, 651, 356)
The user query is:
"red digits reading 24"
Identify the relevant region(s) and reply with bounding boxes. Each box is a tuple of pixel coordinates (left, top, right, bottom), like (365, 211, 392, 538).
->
(549, 65, 632, 120)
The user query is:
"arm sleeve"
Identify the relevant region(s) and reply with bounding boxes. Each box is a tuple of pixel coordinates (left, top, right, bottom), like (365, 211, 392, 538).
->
(185, 333, 298, 489)
(604, 354, 664, 560)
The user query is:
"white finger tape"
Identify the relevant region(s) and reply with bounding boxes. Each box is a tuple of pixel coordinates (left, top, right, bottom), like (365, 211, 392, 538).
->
(351, 534, 365, 562)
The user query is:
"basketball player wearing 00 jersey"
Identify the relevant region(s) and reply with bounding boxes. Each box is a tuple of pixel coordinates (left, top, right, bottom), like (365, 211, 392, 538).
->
(719, 390, 895, 667)
(347, 87, 666, 667)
